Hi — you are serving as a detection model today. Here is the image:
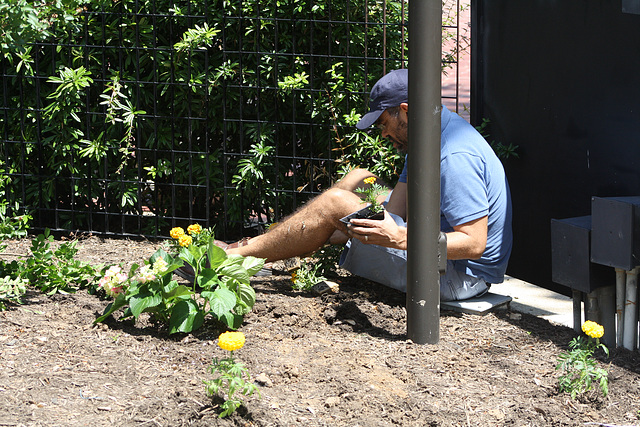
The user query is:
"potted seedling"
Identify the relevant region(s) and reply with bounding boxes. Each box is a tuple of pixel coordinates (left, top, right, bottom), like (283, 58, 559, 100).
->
(340, 177, 387, 224)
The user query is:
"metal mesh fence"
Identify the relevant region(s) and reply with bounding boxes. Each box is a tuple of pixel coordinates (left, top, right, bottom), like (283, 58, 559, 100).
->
(0, 0, 466, 240)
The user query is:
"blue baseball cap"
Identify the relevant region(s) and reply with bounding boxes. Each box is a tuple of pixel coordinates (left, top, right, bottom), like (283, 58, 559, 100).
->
(356, 69, 408, 130)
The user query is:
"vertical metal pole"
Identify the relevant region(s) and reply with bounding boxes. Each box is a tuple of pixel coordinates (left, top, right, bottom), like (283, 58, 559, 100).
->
(572, 290, 582, 333)
(597, 285, 616, 348)
(406, 0, 442, 344)
(615, 268, 625, 347)
(470, 0, 483, 125)
(586, 290, 600, 324)
(623, 267, 638, 350)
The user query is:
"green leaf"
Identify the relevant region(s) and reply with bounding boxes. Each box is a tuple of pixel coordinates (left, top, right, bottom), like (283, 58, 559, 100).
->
(236, 282, 256, 313)
(204, 287, 236, 317)
(129, 291, 162, 317)
(128, 262, 140, 277)
(94, 293, 128, 324)
(188, 243, 206, 263)
(150, 248, 171, 264)
(161, 279, 179, 294)
(217, 262, 250, 284)
(163, 284, 193, 302)
(207, 241, 227, 269)
(169, 299, 204, 334)
(242, 256, 266, 277)
(198, 268, 222, 291)
(217, 311, 244, 330)
(179, 247, 196, 266)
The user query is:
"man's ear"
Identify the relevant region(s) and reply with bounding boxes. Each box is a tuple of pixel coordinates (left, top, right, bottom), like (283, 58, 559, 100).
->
(400, 103, 408, 113)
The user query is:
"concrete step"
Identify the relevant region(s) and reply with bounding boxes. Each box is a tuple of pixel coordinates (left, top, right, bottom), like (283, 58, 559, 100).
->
(491, 276, 574, 328)
(441, 276, 574, 328)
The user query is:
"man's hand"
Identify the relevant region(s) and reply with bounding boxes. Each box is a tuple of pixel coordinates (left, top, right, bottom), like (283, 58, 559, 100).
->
(347, 210, 407, 250)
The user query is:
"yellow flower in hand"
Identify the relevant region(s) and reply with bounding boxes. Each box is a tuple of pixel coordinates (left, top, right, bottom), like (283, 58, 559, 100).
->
(363, 176, 376, 185)
(187, 223, 202, 235)
(582, 320, 604, 339)
(218, 331, 246, 351)
(178, 234, 192, 247)
(170, 227, 185, 239)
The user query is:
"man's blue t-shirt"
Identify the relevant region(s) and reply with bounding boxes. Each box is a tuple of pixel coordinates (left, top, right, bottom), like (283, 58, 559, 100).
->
(398, 106, 512, 284)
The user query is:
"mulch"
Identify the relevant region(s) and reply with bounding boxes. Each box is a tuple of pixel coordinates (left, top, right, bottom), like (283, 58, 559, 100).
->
(1, 235, 639, 426)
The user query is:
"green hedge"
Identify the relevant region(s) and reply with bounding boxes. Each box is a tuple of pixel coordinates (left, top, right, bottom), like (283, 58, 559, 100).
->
(1, 1, 460, 238)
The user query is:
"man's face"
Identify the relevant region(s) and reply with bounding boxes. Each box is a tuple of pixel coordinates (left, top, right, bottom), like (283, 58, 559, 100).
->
(376, 106, 408, 154)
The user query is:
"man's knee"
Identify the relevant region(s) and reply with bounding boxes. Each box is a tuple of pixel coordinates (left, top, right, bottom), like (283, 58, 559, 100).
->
(334, 168, 377, 190)
(345, 168, 377, 183)
(322, 188, 361, 215)
(345, 168, 374, 179)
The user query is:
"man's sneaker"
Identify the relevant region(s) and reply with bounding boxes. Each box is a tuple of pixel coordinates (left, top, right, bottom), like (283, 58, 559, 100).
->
(174, 262, 273, 281)
(255, 263, 273, 277)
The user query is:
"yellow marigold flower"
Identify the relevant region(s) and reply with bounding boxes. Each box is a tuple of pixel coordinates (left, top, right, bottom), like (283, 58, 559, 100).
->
(187, 223, 202, 235)
(291, 272, 297, 283)
(363, 176, 376, 185)
(178, 234, 192, 247)
(582, 320, 605, 339)
(170, 227, 185, 239)
(218, 331, 245, 351)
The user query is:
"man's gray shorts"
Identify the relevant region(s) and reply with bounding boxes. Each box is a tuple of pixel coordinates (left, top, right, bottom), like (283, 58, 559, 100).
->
(338, 212, 488, 301)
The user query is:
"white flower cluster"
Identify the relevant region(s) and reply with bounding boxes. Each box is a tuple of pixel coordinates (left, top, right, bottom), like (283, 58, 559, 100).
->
(99, 259, 169, 298)
(135, 258, 168, 284)
(98, 266, 128, 297)
(135, 265, 156, 284)
(152, 258, 168, 276)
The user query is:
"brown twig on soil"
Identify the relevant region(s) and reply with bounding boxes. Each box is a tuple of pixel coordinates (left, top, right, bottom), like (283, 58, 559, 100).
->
(0, 253, 31, 258)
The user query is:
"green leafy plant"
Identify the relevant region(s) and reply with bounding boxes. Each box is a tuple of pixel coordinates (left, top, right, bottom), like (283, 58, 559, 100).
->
(327, 63, 404, 185)
(0, 230, 99, 300)
(94, 224, 265, 333)
(230, 138, 278, 226)
(475, 118, 519, 160)
(278, 71, 309, 93)
(0, 201, 31, 240)
(92, 72, 146, 173)
(174, 22, 220, 52)
(354, 176, 387, 214)
(2, 0, 468, 238)
(21, 230, 100, 295)
(556, 320, 609, 399)
(290, 260, 326, 291)
(310, 244, 344, 278)
(0, 276, 28, 310)
(0, 0, 88, 59)
(204, 331, 260, 418)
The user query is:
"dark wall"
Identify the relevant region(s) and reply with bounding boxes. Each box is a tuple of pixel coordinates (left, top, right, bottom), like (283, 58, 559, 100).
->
(475, 0, 640, 293)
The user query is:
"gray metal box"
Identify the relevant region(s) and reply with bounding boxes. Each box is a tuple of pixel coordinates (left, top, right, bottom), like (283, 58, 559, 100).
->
(551, 216, 612, 293)
(591, 196, 640, 271)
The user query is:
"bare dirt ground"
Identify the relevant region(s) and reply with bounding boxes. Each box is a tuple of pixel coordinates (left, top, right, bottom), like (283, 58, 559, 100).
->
(1, 235, 640, 426)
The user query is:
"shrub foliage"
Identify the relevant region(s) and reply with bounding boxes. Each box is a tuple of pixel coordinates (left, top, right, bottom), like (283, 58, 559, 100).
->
(1, 1, 463, 238)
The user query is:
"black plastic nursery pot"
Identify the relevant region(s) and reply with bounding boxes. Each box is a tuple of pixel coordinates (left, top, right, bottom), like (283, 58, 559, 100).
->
(339, 205, 384, 225)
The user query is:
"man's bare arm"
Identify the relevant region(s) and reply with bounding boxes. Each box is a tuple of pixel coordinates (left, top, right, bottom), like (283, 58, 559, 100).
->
(384, 181, 407, 220)
(445, 216, 488, 260)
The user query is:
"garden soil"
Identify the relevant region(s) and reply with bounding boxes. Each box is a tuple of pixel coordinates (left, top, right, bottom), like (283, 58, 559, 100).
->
(1, 235, 639, 426)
